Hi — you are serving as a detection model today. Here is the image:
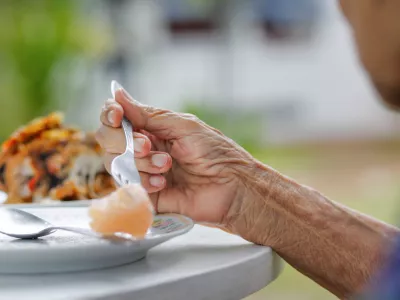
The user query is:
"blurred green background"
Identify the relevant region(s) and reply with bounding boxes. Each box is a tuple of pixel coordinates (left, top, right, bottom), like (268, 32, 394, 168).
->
(1, 1, 400, 299)
(0, 0, 110, 140)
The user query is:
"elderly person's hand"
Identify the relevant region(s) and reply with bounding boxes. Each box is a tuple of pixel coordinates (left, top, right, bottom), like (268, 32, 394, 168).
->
(94, 0, 400, 297)
(96, 84, 400, 298)
(96, 85, 275, 243)
(96, 85, 400, 299)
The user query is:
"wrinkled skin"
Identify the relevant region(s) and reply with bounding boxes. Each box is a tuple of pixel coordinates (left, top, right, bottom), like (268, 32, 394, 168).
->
(96, 1, 400, 298)
(96, 89, 267, 239)
(97, 88, 400, 298)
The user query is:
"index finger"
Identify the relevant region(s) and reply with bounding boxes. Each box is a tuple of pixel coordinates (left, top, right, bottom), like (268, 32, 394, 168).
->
(114, 87, 204, 139)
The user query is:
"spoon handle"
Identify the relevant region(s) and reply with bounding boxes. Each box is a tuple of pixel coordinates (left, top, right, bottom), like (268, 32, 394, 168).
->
(50, 226, 101, 238)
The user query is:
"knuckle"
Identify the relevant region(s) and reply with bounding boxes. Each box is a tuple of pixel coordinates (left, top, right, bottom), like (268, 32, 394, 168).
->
(181, 113, 197, 120)
(143, 105, 156, 116)
(101, 99, 113, 113)
(146, 106, 172, 118)
(105, 98, 115, 105)
(180, 113, 202, 127)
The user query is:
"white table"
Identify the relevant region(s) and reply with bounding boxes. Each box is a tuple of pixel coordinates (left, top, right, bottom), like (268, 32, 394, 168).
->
(0, 226, 282, 300)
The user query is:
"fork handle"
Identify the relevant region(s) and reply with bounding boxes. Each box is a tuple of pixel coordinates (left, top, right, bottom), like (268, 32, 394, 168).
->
(122, 117, 142, 184)
(122, 117, 135, 152)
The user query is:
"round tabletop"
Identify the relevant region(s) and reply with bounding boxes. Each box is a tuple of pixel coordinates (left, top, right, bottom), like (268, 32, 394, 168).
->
(0, 225, 283, 300)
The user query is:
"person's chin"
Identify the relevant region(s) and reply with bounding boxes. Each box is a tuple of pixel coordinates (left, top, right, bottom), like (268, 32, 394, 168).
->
(374, 81, 400, 111)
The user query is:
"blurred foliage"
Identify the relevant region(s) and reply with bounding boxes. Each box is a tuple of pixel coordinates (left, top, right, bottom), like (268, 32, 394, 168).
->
(183, 101, 265, 154)
(0, 0, 110, 141)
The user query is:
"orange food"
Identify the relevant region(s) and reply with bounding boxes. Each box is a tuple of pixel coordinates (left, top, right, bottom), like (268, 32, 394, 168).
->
(89, 184, 154, 238)
(1, 112, 64, 155)
(0, 113, 116, 204)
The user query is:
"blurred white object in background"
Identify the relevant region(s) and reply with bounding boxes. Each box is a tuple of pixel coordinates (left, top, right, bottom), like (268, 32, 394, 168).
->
(72, 0, 399, 145)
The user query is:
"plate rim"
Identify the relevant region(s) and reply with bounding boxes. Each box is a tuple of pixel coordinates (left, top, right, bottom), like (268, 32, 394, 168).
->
(0, 205, 195, 245)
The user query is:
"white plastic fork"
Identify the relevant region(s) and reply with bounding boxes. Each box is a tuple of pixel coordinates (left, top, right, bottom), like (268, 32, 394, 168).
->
(110, 80, 141, 186)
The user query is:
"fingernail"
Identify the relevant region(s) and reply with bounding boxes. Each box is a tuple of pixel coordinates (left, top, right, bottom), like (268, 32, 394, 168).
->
(134, 138, 145, 153)
(107, 110, 116, 125)
(121, 88, 136, 102)
(150, 176, 164, 187)
(152, 154, 168, 168)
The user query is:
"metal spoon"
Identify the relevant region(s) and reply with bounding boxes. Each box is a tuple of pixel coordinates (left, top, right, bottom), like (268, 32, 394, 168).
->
(0, 207, 134, 241)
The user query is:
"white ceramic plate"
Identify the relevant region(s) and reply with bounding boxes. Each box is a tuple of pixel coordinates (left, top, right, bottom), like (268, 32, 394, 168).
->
(0, 191, 7, 204)
(0, 205, 194, 274)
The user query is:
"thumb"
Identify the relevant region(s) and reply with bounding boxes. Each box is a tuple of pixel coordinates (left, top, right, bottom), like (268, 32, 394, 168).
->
(114, 85, 202, 140)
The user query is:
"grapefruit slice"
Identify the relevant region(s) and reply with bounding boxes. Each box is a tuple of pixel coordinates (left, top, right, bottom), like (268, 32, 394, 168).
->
(89, 184, 154, 238)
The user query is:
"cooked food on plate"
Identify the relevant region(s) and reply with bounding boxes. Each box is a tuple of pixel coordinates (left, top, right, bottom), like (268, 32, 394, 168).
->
(0, 112, 116, 204)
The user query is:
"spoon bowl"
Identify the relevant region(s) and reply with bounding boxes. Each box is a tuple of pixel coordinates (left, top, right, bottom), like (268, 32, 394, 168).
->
(0, 208, 55, 239)
(0, 207, 137, 241)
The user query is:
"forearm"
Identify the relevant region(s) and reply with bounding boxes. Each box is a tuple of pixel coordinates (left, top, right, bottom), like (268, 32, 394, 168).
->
(235, 163, 400, 299)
